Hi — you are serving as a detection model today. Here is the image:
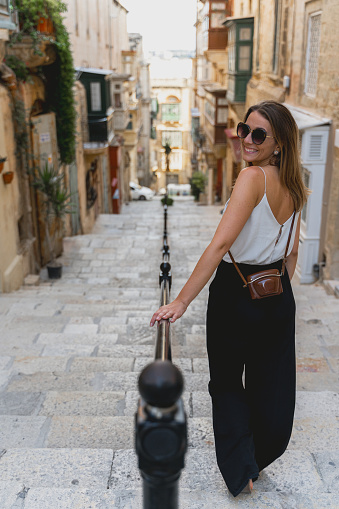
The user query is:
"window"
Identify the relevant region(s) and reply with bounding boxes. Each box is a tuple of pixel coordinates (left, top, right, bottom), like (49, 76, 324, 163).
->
(211, 12, 226, 28)
(90, 82, 102, 111)
(114, 93, 122, 108)
(211, 2, 225, 9)
(228, 43, 235, 72)
(126, 114, 133, 130)
(205, 99, 216, 123)
(161, 104, 181, 122)
(0, 0, 16, 27)
(217, 108, 228, 124)
(239, 27, 251, 40)
(162, 131, 183, 148)
(161, 151, 183, 171)
(238, 46, 251, 71)
(225, 17, 254, 102)
(305, 12, 321, 96)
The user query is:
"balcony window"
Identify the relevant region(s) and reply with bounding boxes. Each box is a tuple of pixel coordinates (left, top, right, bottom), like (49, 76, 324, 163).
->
(205, 99, 216, 124)
(225, 17, 254, 103)
(217, 108, 228, 124)
(161, 103, 181, 122)
(162, 131, 183, 148)
(238, 45, 251, 71)
(90, 82, 102, 112)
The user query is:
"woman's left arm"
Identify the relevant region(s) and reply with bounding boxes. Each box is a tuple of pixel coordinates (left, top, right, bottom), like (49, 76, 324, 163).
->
(150, 168, 261, 325)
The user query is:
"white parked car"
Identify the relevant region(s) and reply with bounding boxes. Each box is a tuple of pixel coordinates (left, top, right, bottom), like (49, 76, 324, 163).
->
(129, 182, 154, 201)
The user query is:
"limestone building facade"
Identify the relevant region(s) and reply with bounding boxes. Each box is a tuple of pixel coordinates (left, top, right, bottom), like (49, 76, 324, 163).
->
(151, 77, 193, 190)
(192, 0, 230, 205)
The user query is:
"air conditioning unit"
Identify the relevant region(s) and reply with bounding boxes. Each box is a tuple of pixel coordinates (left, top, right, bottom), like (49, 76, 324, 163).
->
(301, 128, 329, 164)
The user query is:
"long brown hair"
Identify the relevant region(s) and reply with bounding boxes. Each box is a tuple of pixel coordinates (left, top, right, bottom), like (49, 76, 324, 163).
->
(244, 100, 308, 211)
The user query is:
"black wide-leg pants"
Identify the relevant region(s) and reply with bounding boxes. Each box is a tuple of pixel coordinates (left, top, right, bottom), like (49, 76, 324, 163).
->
(206, 260, 296, 497)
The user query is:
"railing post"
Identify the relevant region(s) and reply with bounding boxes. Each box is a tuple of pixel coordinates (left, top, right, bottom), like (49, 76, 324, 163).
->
(159, 262, 172, 290)
(135, 360, 187, 509)
(162, 200, 170, 261)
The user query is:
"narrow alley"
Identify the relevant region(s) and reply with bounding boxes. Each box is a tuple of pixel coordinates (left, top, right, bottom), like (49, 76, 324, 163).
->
(0, 197, 338, 508)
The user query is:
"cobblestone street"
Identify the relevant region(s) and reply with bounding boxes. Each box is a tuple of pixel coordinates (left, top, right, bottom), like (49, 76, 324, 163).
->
(0, 197, 338, 508)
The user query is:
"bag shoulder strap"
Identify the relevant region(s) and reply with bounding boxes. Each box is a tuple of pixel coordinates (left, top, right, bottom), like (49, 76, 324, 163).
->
(228, 250, 248, 286)
(228, 210, 296, 283)
(281, 210, 296, 275)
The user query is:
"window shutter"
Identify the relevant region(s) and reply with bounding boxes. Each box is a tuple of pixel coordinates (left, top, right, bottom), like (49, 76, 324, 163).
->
(305, 12, 322, 96)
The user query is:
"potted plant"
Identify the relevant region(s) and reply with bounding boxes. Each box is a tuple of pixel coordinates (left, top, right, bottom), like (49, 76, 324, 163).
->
(2, 171, 14, 184)
(190, 171, 208, 202)
(0, 156, 6, 173)
(161, 195, 174, 206)
(31, 162, 73, 279)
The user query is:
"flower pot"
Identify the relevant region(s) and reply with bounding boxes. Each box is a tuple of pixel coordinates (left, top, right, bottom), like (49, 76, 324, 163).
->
(47, 263, 62, 279)
(2, 171, 14, 184)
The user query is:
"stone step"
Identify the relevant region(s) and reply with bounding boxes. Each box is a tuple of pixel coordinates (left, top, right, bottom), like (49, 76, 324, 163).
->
(0, 447, 338, 508)
(0, 415, 214, 450)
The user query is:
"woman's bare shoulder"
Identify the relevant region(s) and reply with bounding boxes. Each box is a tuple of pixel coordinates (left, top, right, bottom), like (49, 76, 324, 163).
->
(235, 166, 264, 189)
(238, 166, 264, 178)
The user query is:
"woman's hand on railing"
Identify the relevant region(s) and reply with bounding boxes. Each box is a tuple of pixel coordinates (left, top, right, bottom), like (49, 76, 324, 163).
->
(150, 299, 187, 327)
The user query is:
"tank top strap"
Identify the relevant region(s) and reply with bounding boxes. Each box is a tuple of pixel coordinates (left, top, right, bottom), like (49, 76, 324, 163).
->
(258, 166, 266, 194)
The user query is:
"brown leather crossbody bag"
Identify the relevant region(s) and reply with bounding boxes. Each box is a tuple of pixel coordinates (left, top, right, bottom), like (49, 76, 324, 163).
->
(228, 211, 296, 299)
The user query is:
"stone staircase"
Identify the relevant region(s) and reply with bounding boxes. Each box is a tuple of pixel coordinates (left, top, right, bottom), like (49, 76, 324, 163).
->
(0, 197, 338, 508)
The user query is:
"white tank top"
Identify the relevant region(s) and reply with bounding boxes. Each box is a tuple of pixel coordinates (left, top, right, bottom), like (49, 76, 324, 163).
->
(223, 167, 300, 265)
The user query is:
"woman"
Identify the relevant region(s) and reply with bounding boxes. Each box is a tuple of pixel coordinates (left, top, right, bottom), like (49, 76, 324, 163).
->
(150, 101, 308, 497)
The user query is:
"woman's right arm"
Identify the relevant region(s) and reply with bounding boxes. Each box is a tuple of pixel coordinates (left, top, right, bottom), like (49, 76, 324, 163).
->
(150, 167, 263, 326)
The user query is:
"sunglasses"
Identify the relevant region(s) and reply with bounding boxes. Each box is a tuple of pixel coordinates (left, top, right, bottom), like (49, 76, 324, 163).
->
(237, 122, 275, 145)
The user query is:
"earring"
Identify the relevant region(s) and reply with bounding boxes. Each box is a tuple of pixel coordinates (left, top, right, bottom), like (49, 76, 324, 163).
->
(274, 150, 280, 155)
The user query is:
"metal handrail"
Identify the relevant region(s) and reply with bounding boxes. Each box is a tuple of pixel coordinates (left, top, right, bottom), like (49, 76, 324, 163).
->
(155, 280, 171, 361)
(135, 194, 187, 509)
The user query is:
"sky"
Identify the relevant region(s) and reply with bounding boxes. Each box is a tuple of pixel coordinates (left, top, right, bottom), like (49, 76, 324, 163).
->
(123, 0, 197, 54)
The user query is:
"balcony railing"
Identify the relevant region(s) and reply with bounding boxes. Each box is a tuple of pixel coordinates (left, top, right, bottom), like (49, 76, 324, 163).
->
(113, 108, 129, 131)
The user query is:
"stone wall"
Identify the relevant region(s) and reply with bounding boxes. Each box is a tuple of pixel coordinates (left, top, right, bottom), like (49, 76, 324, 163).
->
(0, 85, 23, 292)
(63, 0, 129, 72)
